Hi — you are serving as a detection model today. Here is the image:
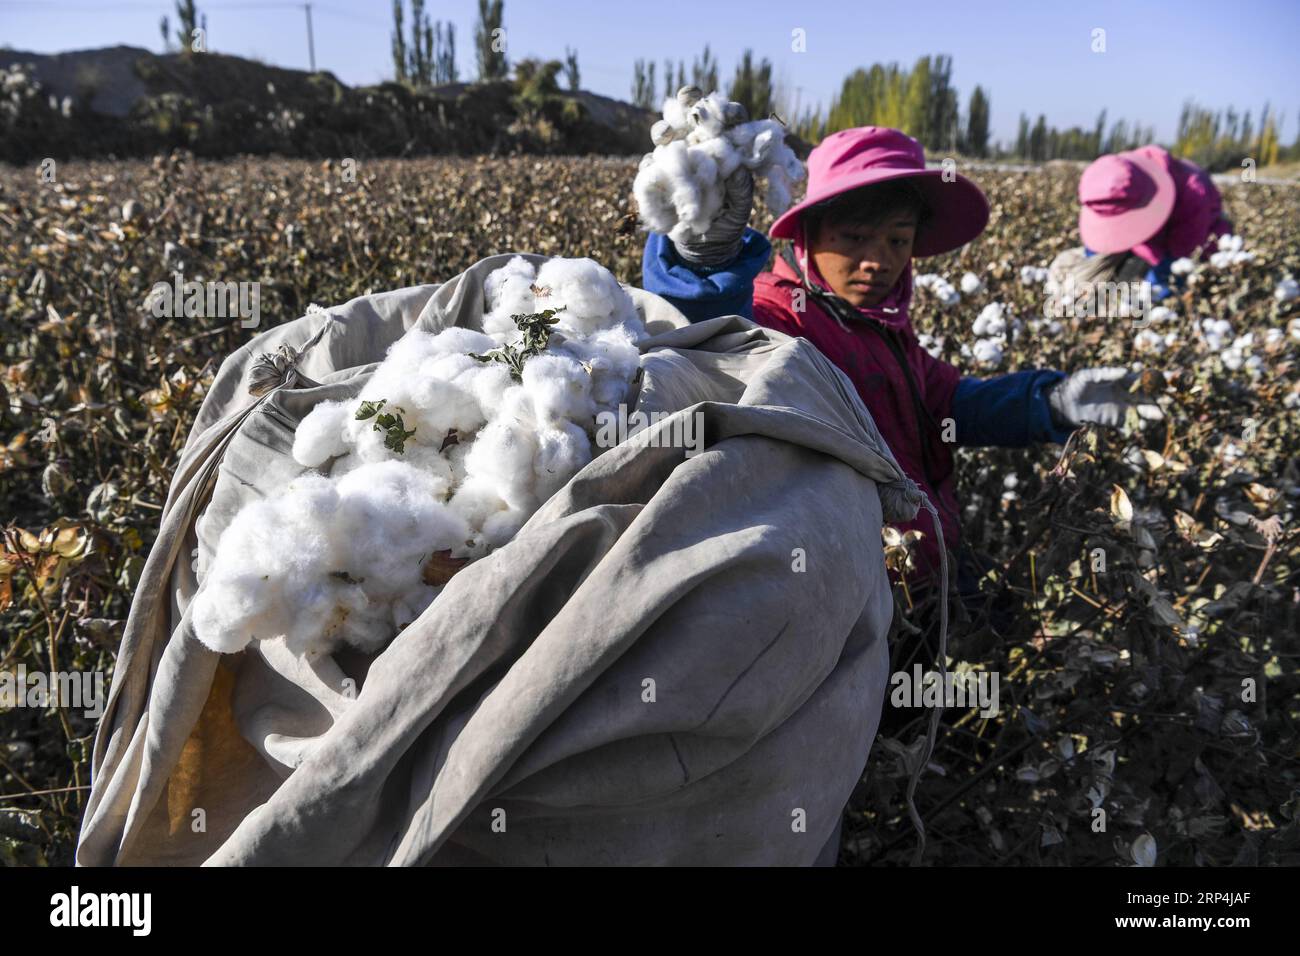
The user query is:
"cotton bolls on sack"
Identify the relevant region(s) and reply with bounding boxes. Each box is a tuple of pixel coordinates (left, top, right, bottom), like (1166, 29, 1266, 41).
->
(633, 86, 806, 243)
(192, 256, 647, 658)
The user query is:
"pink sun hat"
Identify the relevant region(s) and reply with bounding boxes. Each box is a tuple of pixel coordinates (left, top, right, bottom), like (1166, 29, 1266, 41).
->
(769, 126, 989, 257)
(1077, 146, 1176, 254)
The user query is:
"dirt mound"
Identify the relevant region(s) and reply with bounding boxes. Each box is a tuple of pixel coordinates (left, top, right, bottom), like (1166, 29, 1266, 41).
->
(0, 46, 656, 162)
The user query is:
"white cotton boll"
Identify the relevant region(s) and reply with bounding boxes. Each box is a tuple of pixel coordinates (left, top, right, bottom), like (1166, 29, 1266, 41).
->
(481, 505, 531, 548)
(394, 443, 454, 497)
(685, 92, 731, 142)
(521, 353, 596, 425)
(919, 273, 955, 303)
(192, 575, 271, 653)
(484, 255, 537, 311)
(447, 474, 506, 526)
(1134, 329, 1165, 353)
(293, 399, 352, 468)
(444, 436, 473, 484)
(535, 256, 639, 336)
(670, 144, 725, 240)
(193, 480, 340, 653)
(650, 119, 677, 147)
(917, 333, 942, 359)
(973, 303, 1007, 338)
(973, 338, 1004, 366)
(1274, 278, 1299, 303)
(558, 325, 642, 411)
(1020, 265, 1049, 285)
(932, 280, 960, 307)
(1208, 240, 1255, 270)
(960, 272, 984, 295)
(1264, 328, 1285, 348)
(428, 326, 498, 357)
(636, 93, 804, 236)
(377, 327, 440, 379)
(494, 383, 538, 429)
(533, 421, 593, 500)
(632, 155, 682, 236)
(660, 96, 692, 137)
(469, 362, 517, 420)
(464, 418, 540, 511)
(1222, 348, 1245, 372)
(1200, 318, 1232, 352)
(483, 255, 539, 338)
(409, 353, 490, 437)
(333, 461, 469, 584)
(1147, 306, 1176, 325)
(645, 141, 708, 235)
(1170, 257, 1195, 275)
(694, 133, 744, 179)
(762, 163, 795, 214)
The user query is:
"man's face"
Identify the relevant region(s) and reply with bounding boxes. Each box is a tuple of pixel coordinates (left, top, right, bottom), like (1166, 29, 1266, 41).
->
(809, 210, 918, 308)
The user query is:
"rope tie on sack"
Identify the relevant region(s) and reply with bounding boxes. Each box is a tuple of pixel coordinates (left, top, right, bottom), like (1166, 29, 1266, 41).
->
(905, 495, 948, 866)
(246, 315, 334, 397)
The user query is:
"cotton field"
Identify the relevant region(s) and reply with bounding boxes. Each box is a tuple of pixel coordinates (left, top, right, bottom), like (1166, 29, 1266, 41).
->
(1, 154, 1296, 867)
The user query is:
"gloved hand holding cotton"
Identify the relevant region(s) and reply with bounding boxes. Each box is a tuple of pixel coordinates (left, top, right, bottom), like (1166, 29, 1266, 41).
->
(632, 86, 805, 244)
(192, 256, 647, 657)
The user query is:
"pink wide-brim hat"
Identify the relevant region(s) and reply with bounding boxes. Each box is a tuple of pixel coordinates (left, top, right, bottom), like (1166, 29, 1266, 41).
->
(1077, 147, 1176, 254)
(769, 126, 989, 257)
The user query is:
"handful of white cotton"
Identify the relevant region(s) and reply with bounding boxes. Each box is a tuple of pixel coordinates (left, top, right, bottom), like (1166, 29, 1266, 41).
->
(192, 256, 647, 657)
(632, 87, 805, 243)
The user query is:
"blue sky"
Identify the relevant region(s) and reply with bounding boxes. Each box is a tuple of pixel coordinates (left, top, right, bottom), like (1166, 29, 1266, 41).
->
(2, 0, 1297, 146)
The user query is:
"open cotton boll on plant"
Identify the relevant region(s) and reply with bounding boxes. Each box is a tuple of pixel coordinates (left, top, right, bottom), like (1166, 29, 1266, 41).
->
(193, 256, 647, 658)
(633, 88, 805, 242)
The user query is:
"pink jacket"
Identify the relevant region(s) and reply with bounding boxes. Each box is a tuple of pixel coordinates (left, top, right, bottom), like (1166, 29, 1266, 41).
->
(1131, 146, 1232, 266)
(753, 254, 962, 581)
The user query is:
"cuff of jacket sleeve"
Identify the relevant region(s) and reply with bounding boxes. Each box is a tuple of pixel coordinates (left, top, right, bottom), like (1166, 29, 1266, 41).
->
(641, 227, 771, 322)
(1032, 370, 1074, 445)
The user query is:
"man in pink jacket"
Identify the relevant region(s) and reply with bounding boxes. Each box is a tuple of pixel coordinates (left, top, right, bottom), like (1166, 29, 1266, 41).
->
(644, 124, 1162, 587)
(1074, 143, 1232, 298)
